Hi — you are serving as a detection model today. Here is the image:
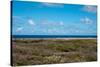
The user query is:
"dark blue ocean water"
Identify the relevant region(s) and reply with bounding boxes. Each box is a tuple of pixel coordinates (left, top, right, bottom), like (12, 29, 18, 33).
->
(12, 35, 97, 38)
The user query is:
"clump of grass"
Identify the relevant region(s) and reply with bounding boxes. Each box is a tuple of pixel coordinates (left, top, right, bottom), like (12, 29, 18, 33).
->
(48, 44, 79, 52)
(44, 55, 62, 63)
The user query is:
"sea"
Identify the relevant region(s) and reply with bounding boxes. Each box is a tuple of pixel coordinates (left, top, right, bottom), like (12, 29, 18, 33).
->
(12, 35, 97, 38)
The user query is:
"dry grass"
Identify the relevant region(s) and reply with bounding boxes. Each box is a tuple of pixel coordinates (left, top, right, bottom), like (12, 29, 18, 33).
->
(12, 38, 97, 66)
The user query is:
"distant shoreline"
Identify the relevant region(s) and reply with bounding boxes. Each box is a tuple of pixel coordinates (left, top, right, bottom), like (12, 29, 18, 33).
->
(12, 37, 97, 41)
(56, 37, 97, 39)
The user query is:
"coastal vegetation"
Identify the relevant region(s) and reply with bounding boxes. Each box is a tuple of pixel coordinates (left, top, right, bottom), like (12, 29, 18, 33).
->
(12, 38, 97, 66)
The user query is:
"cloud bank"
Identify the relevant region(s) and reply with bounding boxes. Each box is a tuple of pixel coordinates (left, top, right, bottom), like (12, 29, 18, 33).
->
(83, 5, 97, 13)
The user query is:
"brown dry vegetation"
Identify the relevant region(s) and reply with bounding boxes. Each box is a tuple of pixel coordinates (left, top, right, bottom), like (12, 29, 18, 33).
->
(12, 38, 97, 66)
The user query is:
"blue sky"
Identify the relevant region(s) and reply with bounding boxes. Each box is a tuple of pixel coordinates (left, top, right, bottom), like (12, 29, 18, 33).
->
(12, 1, 97, 35)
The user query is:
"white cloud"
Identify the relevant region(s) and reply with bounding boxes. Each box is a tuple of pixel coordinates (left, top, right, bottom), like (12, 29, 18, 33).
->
(42, 2, 64, 7)
(83, 5, 97, 13)
(47, 28, 67, 34)
(47, 28, 58, 34)
(47, 29, 52, 33)
(13, 16, 25, 21)
(16, 27, 23, 32)
(28, 19, 35, 25)
(74, 30, 83, 33)
(41, 20, 65, 27)
(60, 21, 64, 26)
(80, 17, 93, 24)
